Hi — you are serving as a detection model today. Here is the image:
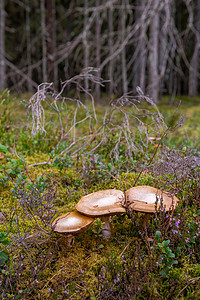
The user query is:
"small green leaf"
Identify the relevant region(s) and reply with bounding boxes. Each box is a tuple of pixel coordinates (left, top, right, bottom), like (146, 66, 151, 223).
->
(159, 270, 168, 278)
(0, 251, 9, 264)
(155, 231, 161, 242)
(162, 240, 170, 247)
(1, 240, 10, 245)
(0, 144, 8, 153)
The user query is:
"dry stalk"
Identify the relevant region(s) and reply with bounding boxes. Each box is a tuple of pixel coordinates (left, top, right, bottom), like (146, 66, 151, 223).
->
(26, 72, 169, 170)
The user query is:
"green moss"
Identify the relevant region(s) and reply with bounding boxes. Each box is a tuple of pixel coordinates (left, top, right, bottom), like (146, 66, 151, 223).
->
(0, 94, 200, 298)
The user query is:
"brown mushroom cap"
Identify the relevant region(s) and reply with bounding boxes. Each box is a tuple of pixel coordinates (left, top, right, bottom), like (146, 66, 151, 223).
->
(52, 211, 94, 235)
(75, 189, 126, 217)
(125, 186, 179, 213)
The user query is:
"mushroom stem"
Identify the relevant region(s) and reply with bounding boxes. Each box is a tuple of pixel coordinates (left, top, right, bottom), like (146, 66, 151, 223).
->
(143, 213, 152, 229)
(101, 216, 112, 240)
(66, 235, 75, 247)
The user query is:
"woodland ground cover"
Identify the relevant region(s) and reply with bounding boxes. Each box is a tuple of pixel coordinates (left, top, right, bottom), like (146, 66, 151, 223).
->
(0, 89, 200, 299)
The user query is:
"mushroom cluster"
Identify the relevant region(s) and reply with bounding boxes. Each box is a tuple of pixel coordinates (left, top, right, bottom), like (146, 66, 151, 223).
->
(52, 186, 179, 246)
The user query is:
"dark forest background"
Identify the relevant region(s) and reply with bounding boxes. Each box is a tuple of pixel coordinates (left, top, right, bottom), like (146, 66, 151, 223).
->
(0, 0, 200, 102)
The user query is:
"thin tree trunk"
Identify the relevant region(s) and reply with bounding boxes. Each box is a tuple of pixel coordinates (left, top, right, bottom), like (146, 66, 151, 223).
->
(132, 0, 147, 92)
(159, 1, 170, 97)
(148, 0, 160, 103)
(139, 34, 147, 92)
(45, 0, 57, 85)
(189, 0, 200, 96)
(167, 1, 176, 97)
(0, 0, 5, 89)
(95, 0, 101, 103)
(41, 0, 47, 82)
(26, 0, 32, 92)
(121, 0, 128, 94)
(83, 0, 89, 96)
(108, 2, 114, 95)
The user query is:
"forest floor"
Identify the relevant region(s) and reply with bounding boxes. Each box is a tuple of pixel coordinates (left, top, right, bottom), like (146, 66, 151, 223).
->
(0, 91, 200, 299)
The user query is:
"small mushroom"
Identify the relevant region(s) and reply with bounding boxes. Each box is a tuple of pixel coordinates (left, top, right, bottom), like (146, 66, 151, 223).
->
(125, 185, 179, 227)
(75, 189, 126, 240)
(52, 211, 94, 246)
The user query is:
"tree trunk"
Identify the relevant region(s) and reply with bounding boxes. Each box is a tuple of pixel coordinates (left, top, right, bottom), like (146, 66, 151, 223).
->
(189, 0, 200, 96)
(139, 25, 147, 92)
(26, 0, 32, 92)
(41, 0, 47, 82)
(132, 0, 147, 92)
(108, 2, 114, 95)
(148, 0, 160, 103)
(0, 0, 5, 90)
(159, 1, 171, 97)
(121, 0, 128, 95)
(83, 0, 89, 96)
(45, 0, 57, 85)
(95, 0, 101, 103)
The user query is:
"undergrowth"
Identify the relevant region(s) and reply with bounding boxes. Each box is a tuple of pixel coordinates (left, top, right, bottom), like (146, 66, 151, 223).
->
(0, 86, 200, 299)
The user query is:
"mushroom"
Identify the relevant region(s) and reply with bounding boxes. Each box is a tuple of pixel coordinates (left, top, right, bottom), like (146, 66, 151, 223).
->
(75, 189, 126, 240)
(52, 211, 94, 246)
(124, 185, 179, 226)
